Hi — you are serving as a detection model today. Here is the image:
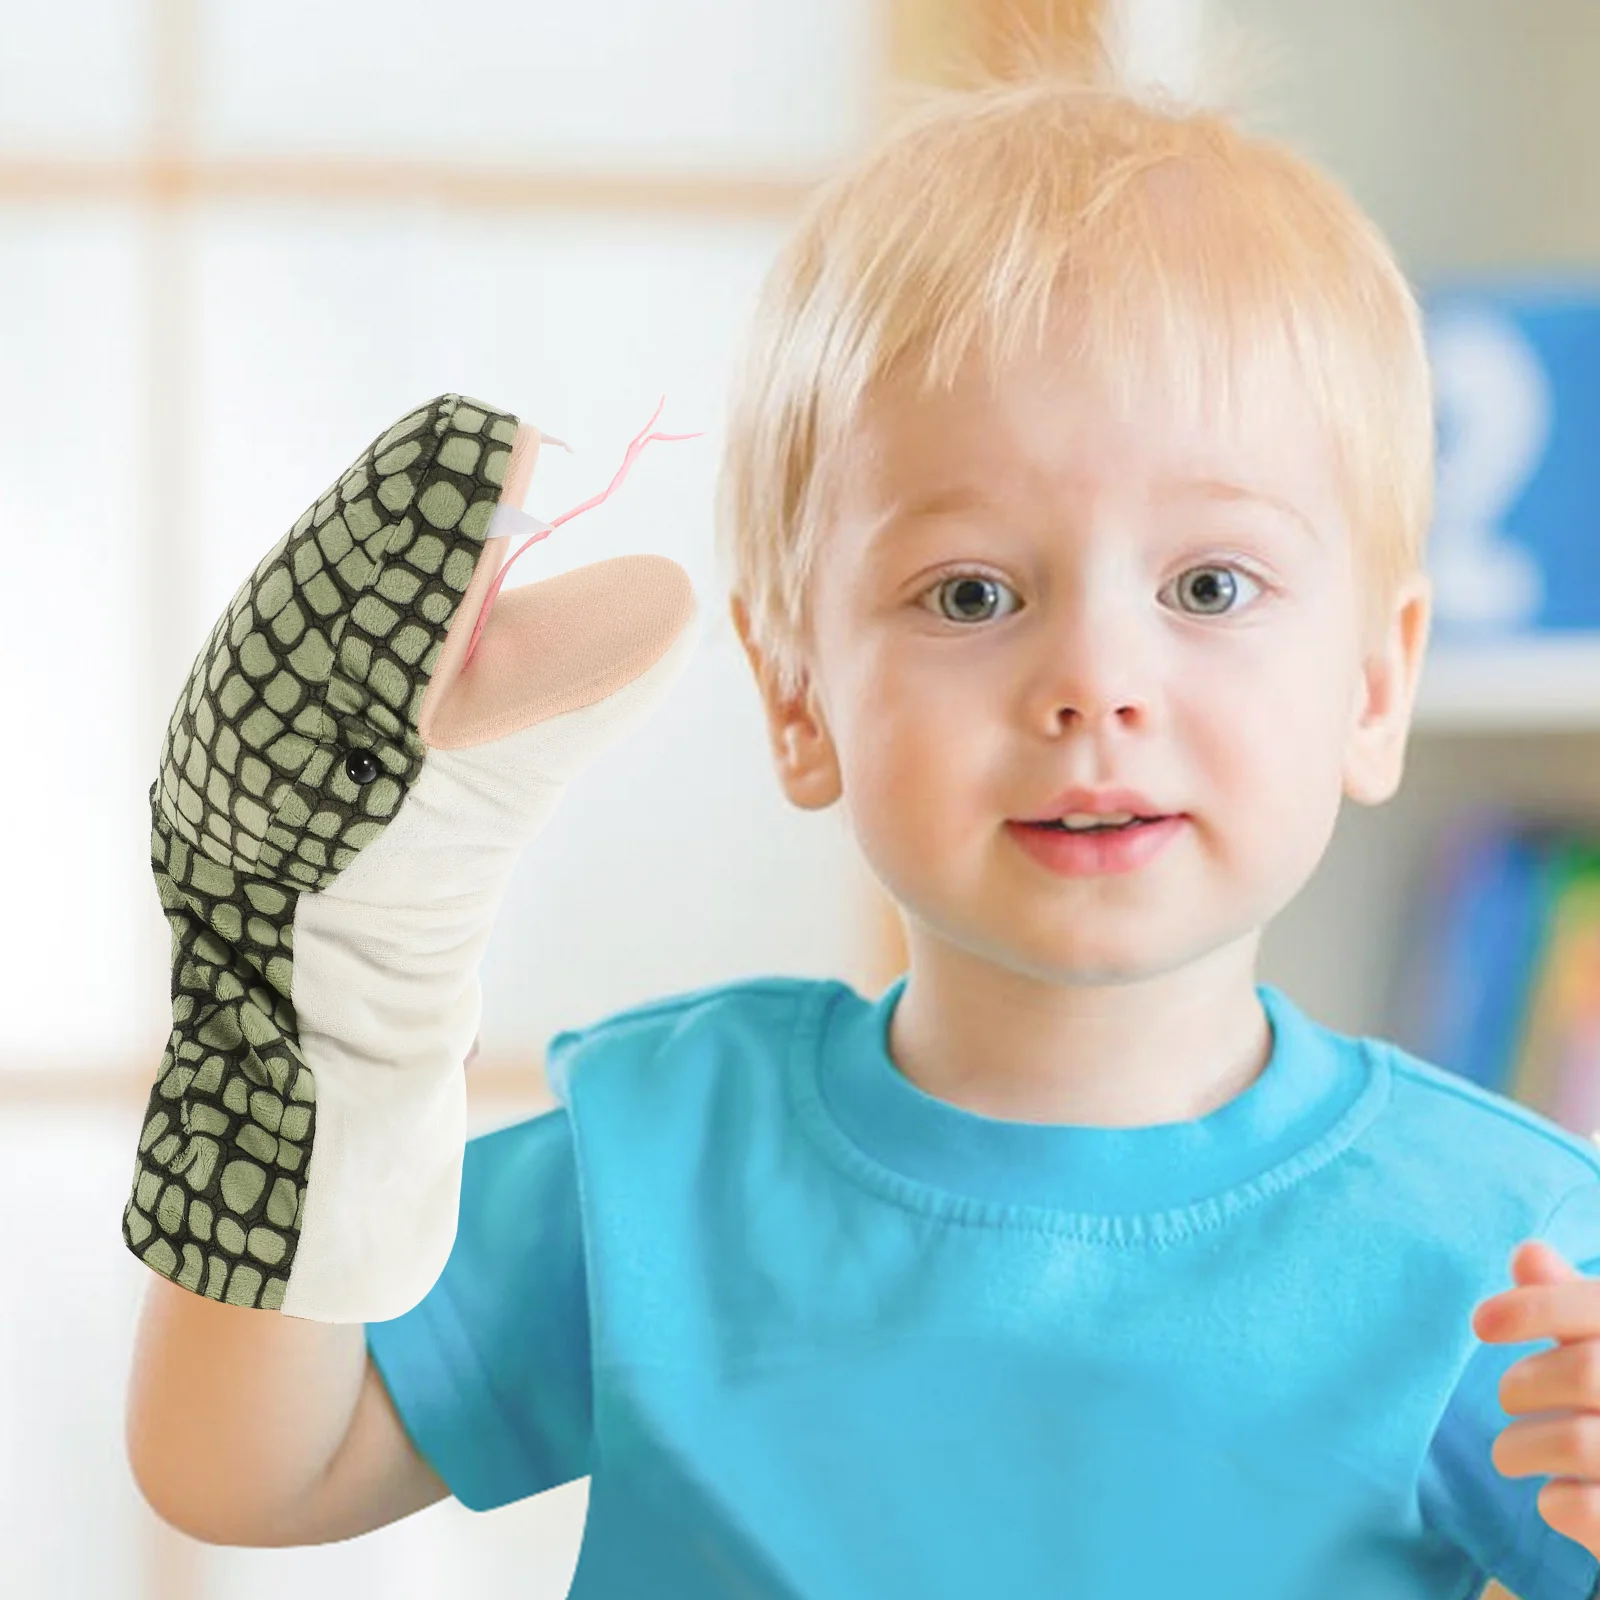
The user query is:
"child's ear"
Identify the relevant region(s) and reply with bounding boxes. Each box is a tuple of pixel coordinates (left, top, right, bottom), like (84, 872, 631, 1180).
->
(730, 594, 843, 811)
(1342, 571, 1433, 807)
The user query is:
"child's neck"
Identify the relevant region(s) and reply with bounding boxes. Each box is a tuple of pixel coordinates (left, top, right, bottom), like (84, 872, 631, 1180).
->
(885, 932, 1272, 1128)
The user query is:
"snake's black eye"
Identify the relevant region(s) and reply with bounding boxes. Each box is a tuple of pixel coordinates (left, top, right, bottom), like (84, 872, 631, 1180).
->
(343, 749, 379, 786)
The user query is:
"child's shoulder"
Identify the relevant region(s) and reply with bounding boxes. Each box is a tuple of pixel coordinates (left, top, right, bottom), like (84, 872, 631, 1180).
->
(555, 972, 836, 1035)
(1363, 1027, 1600, 1192)
(542, 972, 852, 1105)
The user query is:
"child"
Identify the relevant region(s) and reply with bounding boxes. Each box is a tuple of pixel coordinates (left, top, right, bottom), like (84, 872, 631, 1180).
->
(127, 62, 1600, 1600)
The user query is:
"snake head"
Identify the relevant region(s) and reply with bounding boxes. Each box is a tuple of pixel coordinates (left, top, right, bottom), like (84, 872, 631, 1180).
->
(156, 394, 534, 891)
(129, 393, 696, 1312)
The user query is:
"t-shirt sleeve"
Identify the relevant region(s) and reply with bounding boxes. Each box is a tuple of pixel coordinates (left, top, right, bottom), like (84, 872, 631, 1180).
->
(1421, 1180, 1600, 1600)
(363, 1105, 591, 1512)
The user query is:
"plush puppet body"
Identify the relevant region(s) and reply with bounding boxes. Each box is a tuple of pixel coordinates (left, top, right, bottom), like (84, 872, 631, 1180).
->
(122, 393, 699, 1323)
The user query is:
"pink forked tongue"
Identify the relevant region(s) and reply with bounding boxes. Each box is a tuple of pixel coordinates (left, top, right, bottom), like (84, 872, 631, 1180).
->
(461, 395, 702, 670)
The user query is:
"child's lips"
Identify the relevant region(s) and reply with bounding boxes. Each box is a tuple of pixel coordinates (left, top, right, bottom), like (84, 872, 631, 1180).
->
(1005, 814, 1188, 875)
(1010, 811, 1186, 827)
(1020, 786, 1174, 823)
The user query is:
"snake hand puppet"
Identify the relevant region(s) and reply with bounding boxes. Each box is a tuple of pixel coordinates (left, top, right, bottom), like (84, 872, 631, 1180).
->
(121, 392, 700, 1323)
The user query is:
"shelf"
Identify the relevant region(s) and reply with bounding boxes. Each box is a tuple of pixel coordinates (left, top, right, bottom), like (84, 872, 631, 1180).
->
(1413, 634, 1600, 733)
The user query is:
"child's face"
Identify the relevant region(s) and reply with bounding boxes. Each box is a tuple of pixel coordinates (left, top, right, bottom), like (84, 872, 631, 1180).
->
(743, 333, 1431, 986)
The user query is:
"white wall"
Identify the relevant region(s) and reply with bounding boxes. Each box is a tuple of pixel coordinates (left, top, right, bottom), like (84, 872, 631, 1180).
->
(1208, 0, 1600, 279)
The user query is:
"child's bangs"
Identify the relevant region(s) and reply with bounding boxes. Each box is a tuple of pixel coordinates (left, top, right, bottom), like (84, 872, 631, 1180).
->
(897, 141, 1365, 471)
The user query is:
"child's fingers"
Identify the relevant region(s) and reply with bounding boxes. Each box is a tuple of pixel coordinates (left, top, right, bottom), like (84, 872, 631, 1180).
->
(1535, 1478, 1600, 1547)
(1500, 1337, 1600, 1414)
(1492, 1412, 1600, 1480)
(1506, 1239, 1581, 1288)
(1474, 1283, 1600, 1344)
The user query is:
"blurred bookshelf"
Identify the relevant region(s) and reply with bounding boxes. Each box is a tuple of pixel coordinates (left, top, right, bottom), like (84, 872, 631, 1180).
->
(1417, 635, 1600, 733)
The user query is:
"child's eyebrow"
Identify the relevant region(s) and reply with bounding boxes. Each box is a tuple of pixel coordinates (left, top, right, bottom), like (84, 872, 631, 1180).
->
(860, 486, 991, 545)
(1159, 478, 1323, 544)
(864, 476, 1324, 572)
(853, 487, 992, 568)
(894, 485, 992, 520)
(856, 473, 1327, 583)
(870, 479, 1320, 544)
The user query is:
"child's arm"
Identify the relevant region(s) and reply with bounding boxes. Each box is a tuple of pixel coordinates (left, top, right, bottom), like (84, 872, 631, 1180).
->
(127, 1274, 446, 1545)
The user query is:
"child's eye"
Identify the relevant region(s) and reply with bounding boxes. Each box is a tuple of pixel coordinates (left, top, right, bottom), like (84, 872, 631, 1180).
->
(1164, 563, 1265, 617)
(919, 562, 1265, 625)
(922, 571, 1022, 624)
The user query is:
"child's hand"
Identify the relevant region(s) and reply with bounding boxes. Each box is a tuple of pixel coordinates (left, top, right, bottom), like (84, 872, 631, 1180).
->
(1473, 1240, 1600, 1554)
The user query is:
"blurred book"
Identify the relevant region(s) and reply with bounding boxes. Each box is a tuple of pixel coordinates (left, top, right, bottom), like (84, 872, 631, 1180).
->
(1388, 808, 1600, 1142)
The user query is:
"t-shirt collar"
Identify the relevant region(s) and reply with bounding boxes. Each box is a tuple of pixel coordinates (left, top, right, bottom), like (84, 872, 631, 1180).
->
(810, 976, 1371, 1216)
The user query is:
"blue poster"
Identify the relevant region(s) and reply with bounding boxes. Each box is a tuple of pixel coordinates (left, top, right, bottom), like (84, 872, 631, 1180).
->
(1424, 280, 1600, 638)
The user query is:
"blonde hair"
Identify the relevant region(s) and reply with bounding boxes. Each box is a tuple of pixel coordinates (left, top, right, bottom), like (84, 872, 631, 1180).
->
(714, 64, 1434, 707)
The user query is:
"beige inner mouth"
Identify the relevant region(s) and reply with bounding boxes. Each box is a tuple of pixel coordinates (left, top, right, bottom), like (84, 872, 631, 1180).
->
(416, 420, 697, 752)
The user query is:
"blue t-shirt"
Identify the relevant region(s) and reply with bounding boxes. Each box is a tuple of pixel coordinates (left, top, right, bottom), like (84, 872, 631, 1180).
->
(366, 975, 1600, 1600)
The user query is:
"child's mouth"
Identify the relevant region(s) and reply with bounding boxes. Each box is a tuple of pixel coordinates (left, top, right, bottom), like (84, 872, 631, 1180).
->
(1027, 817, 1163, 834)
(1006, 815, 1186, 877)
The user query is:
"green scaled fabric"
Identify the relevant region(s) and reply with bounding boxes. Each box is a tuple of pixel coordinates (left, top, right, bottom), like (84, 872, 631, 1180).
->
(124, 394, 519, 1311)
